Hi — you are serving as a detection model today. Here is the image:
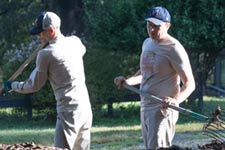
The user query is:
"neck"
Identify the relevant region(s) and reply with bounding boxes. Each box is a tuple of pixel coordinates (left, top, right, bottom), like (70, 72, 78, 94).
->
(156, 33, 170, 43)
(49, 29, 61, 41)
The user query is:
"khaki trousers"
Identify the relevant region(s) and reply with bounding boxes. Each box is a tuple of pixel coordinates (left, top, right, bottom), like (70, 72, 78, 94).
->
(141, 106, 178, 149)
(54, 110, 92, 150)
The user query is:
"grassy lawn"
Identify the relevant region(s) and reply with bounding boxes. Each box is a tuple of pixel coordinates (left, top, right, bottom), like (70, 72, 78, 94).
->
(0, 95, 224, 149)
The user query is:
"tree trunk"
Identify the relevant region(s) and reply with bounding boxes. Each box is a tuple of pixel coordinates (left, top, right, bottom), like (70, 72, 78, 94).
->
(43, 0, 85, 36)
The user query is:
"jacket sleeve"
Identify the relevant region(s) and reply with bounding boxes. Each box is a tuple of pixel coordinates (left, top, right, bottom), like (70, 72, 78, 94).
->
(11, 50, 49, 94)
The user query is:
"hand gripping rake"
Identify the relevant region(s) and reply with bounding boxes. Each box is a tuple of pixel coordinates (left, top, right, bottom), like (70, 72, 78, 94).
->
(1, 42, 48, 95)
(123, 83, 209, 121)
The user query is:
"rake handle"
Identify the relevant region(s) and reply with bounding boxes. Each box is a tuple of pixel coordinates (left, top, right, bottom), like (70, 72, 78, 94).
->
(123, 83, 209, 121)
(8, 42, 47, 81)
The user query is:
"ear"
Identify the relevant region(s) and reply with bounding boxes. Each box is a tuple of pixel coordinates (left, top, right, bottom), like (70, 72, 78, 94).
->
(166, 23, 171, 29)
(49, 28, 56, 37)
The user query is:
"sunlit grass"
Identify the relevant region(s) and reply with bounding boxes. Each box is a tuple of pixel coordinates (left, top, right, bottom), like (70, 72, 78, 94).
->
(92, 125, 141, 133)
(0, 95, 224, 149)
(176, 122, 203, 132)
(91, 125, 142, 150)
(0, 128, 54, 145)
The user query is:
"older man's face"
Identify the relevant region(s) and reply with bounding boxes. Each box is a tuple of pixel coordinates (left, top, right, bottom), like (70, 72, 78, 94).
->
(146, 21, 170, 42)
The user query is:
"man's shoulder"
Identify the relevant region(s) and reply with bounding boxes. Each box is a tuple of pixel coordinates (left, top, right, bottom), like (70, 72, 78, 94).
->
(39, 47, 52, 57)
(142, 38, 153, 47)
(39, 43, 56, 56)
(167, 35, 182, 46)
(66, 35, 81, 42)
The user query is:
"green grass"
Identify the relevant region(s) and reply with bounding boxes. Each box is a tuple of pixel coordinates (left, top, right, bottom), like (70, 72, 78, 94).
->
(0, 128, 54, 145)
(91, 125, 142, 150)
(0, 95, 224, 149)
(0, 117, 54, 145)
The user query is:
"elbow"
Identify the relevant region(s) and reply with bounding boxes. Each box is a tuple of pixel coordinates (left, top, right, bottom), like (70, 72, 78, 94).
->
(189, 79, 196, 93)
(183, 79, 196, 94)
(20, 83, 43, 94)
(30, 86, 41, 93)
(20, 86, 40, 94)
(192, 82, 196, 93)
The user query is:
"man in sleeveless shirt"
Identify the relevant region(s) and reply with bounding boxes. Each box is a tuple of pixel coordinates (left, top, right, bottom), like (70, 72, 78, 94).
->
(114, 6, 195, 149)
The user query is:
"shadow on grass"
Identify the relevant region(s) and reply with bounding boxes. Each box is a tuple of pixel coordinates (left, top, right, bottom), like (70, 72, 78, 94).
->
(1, 96, 224, 127)
(92, 96, 225, 128)
(0, 96, 222, 149)
(91, 126, 143, 150)
(91, 124, 213, 149)
(0, 113, 55, 130)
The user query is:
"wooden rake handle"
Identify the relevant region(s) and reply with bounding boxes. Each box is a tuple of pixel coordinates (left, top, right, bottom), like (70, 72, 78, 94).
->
(8, 42, 47, 81)
(123, 83, 209, 121)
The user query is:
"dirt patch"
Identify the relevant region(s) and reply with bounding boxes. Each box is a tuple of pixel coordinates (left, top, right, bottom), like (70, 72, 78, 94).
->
(0, 133, 224, 150)
(0, 142, 63, 150)
(121, 133, 224, 150)
(173, 133, 211, 148)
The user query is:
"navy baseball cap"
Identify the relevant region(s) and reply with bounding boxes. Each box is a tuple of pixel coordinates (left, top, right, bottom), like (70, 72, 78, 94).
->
(146, 6, 171, 25)
(30, 11, 61, 35)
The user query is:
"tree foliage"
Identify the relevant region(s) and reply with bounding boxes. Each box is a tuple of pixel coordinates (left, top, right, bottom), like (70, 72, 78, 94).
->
(43, 0, 85, 36)
(148, 0, 225, 81)
(0, 0, 45, 81)
(83, 0, 149, 113)
(0, 1, 44, 61)
(84, 0, 148, 52)
(0, 1, 55, 116)
(84, 0, 225, 112)
(0, 0, 225, 116)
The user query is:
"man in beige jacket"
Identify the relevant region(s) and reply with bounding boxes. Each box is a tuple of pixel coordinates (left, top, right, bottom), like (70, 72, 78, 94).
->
(3, 11, 92, 150)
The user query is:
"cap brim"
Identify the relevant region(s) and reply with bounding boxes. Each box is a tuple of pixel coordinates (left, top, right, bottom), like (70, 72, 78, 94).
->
(146, 18, 164, 26)
(29, 26, 43, 35)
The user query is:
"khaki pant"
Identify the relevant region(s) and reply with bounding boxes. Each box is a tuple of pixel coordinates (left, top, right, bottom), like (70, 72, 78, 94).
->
(141, 106, 178, 149)
(54, 110, 92, 150)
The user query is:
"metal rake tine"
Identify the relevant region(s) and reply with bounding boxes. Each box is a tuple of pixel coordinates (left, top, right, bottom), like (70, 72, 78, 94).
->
(213, 120, 225, 128)
(214, 118, 225, 127)
(203, 122, 225, 143)
(216, 123, 225, 130)
(219, 121, 225, 128)
(203, 123, 225, 138)
(204, 124, 225, 138)
(203, 132, 224, 143)
(206, 122, 225, 131)
(204, 133, 223, 143)
(205, 117, 225, 130)
(202, 105, 225, 143)
(203, 130, 225, 143)
(204, 125, 225, 138)
(204, 127, 225, 140)
(217, 112, 225, 129)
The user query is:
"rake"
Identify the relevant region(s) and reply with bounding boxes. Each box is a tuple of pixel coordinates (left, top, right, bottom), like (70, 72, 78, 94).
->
(203, 106, 225, 144)
(122, 83, 225, 144)
(122, 83, 209, 121)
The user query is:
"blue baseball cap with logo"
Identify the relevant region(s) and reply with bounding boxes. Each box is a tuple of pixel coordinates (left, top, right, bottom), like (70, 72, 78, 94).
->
(30, 11, 61, 35)
(146, 6, 171, 25)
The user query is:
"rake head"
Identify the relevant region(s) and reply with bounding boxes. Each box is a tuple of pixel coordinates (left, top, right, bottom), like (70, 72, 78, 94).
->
(203, 105, 225, 144)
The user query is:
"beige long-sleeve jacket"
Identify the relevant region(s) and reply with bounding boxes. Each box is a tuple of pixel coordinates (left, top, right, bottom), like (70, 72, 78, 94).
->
(11, 34, 92, 113)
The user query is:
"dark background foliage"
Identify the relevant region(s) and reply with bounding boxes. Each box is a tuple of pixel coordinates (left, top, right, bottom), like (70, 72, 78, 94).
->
(0, 0, 225, 118)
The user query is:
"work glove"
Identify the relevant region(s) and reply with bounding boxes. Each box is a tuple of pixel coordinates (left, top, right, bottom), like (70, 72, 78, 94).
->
(1, 81, 13, 96)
